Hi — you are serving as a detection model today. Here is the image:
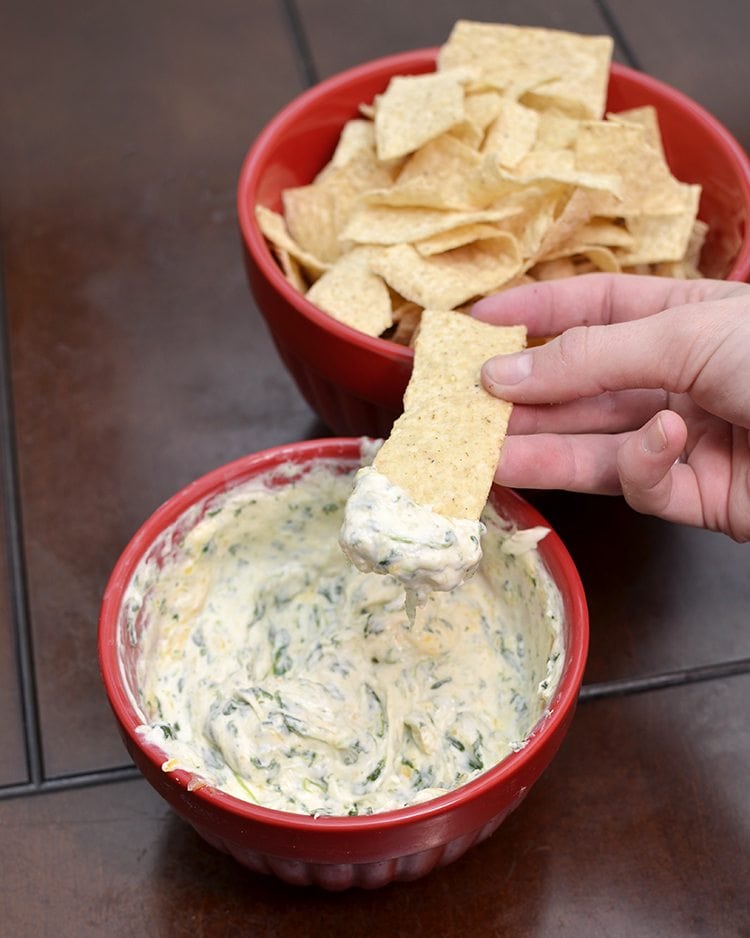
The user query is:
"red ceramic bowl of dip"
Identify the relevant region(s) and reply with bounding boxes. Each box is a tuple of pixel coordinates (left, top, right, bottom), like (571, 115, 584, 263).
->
(238, 49, 750, 438)
(99, 437, 589, 890)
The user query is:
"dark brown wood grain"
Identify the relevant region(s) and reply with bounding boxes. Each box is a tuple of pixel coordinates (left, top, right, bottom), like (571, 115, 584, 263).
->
(0, 0, 748, 933)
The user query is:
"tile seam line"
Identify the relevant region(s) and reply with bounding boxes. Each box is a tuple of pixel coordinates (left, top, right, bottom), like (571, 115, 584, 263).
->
(579, 656, 750, 702)
(1, 657, 749, 801)
(279, 0, 319, 88)
(594, 0, 643, 70)
(0, 250, 45, 786)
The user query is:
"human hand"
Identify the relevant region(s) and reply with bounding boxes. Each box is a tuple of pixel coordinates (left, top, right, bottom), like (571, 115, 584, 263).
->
(472, 273, 750, 541)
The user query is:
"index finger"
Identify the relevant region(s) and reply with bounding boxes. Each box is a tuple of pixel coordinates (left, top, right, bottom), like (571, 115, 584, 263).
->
(471, 272, 743, 336)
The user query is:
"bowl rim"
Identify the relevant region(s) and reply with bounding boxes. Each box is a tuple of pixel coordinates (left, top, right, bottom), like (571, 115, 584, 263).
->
(237, 47, 750, 360)
(99, 437, 589, 833)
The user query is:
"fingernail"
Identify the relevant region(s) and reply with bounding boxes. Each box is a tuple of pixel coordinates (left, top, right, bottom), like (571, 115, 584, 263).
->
(642, 415, 668, 454)
(484, 352, 533, 386)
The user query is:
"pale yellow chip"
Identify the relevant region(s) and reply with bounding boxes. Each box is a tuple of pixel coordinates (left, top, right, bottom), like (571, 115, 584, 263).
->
(305, 247, 392, 337)
(364, 134, 483, 210)
(254, 205, 329, 278)
(438, 20, 613, 118)
(534, 110, 581, 150)
(606, 106, 665, 158)
(276, 247, 308, 292)
(374, 309, 526, 519)
(512, 148, 622, 196)
(414, 222, 510, 256)
(374, 72, 466, 160)
(370, 238, 522, 309)
(482, 99, 540, 169)
(282, 185, 343, 264)
(464, 90, 506, 131)
(341, 203, 521, 246)
(491, 187, 567, 261)
(574, 217, 635, 249)
(617, 185, 702, 265)
(329, 119, 376, 168)
(448, 120, 485, 150)
(534, 187, 593, 261)
(574, 121, 690, 216)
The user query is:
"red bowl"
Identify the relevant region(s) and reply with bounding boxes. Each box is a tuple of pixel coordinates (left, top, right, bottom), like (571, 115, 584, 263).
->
(238, 49, 750, 437)
(99, 437, 589, 890)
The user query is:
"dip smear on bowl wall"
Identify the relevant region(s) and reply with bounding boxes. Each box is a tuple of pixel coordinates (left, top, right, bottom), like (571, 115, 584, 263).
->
(238, 49, 750, 438)
(99, 437, 589, 890)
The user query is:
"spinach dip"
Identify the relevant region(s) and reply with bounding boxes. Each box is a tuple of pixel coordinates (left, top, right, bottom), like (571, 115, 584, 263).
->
(125, 453, 564, 817)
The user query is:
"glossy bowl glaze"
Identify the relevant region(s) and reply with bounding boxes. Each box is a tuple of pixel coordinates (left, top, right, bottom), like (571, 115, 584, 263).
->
(99, 437, 589, 890)
(238, 49, 750, 437)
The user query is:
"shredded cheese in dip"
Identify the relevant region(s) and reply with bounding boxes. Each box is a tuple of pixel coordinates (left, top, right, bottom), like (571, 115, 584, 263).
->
(125, 456, 564, 817)
(339, 465, 485, 612)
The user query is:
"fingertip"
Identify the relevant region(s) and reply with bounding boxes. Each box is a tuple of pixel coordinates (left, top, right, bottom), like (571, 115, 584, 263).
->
(618, 410, 688, 514)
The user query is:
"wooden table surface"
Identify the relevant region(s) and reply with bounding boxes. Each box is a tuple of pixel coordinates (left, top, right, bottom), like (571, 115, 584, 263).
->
(1, 2, 749, 935)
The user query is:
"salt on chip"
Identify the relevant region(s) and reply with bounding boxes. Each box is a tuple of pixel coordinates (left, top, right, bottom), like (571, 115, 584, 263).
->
(374, 309, 527, 520)
(370, 238, 522, 309)
(305, 247, 392, 337)
(374, 72, 465, 161)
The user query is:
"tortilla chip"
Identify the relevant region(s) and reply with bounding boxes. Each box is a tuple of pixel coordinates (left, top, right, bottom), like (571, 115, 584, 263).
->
(534, 187, 593, 260)
(374, 72, 466, 160)
(617, 185, 702, 265)
(607, 106, 665, 157)
(254, 205, 329, 278)
(364, 134, 483, 210)
(414, 222, 512, 256)
(340, 203, 521, 245)
(282, 185, 343, 264)
(575, 121, 690, 216)
(306, 248, 392, 336)
(438, 20, 613, 118)
(464, 90, 506, 131)
(370, 238, 522, 309)
(482, 99, 540, 168)
(329, 119, 377, 168)
(374, 309, 526, 519)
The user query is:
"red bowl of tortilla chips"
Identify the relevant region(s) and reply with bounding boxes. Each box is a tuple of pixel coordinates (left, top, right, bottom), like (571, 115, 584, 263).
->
(238, 38, 750, 437)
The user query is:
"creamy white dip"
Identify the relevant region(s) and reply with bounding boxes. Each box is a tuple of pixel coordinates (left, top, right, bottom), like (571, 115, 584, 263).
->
(125, 455, 564, 817)
(339, 465, 485, 613)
